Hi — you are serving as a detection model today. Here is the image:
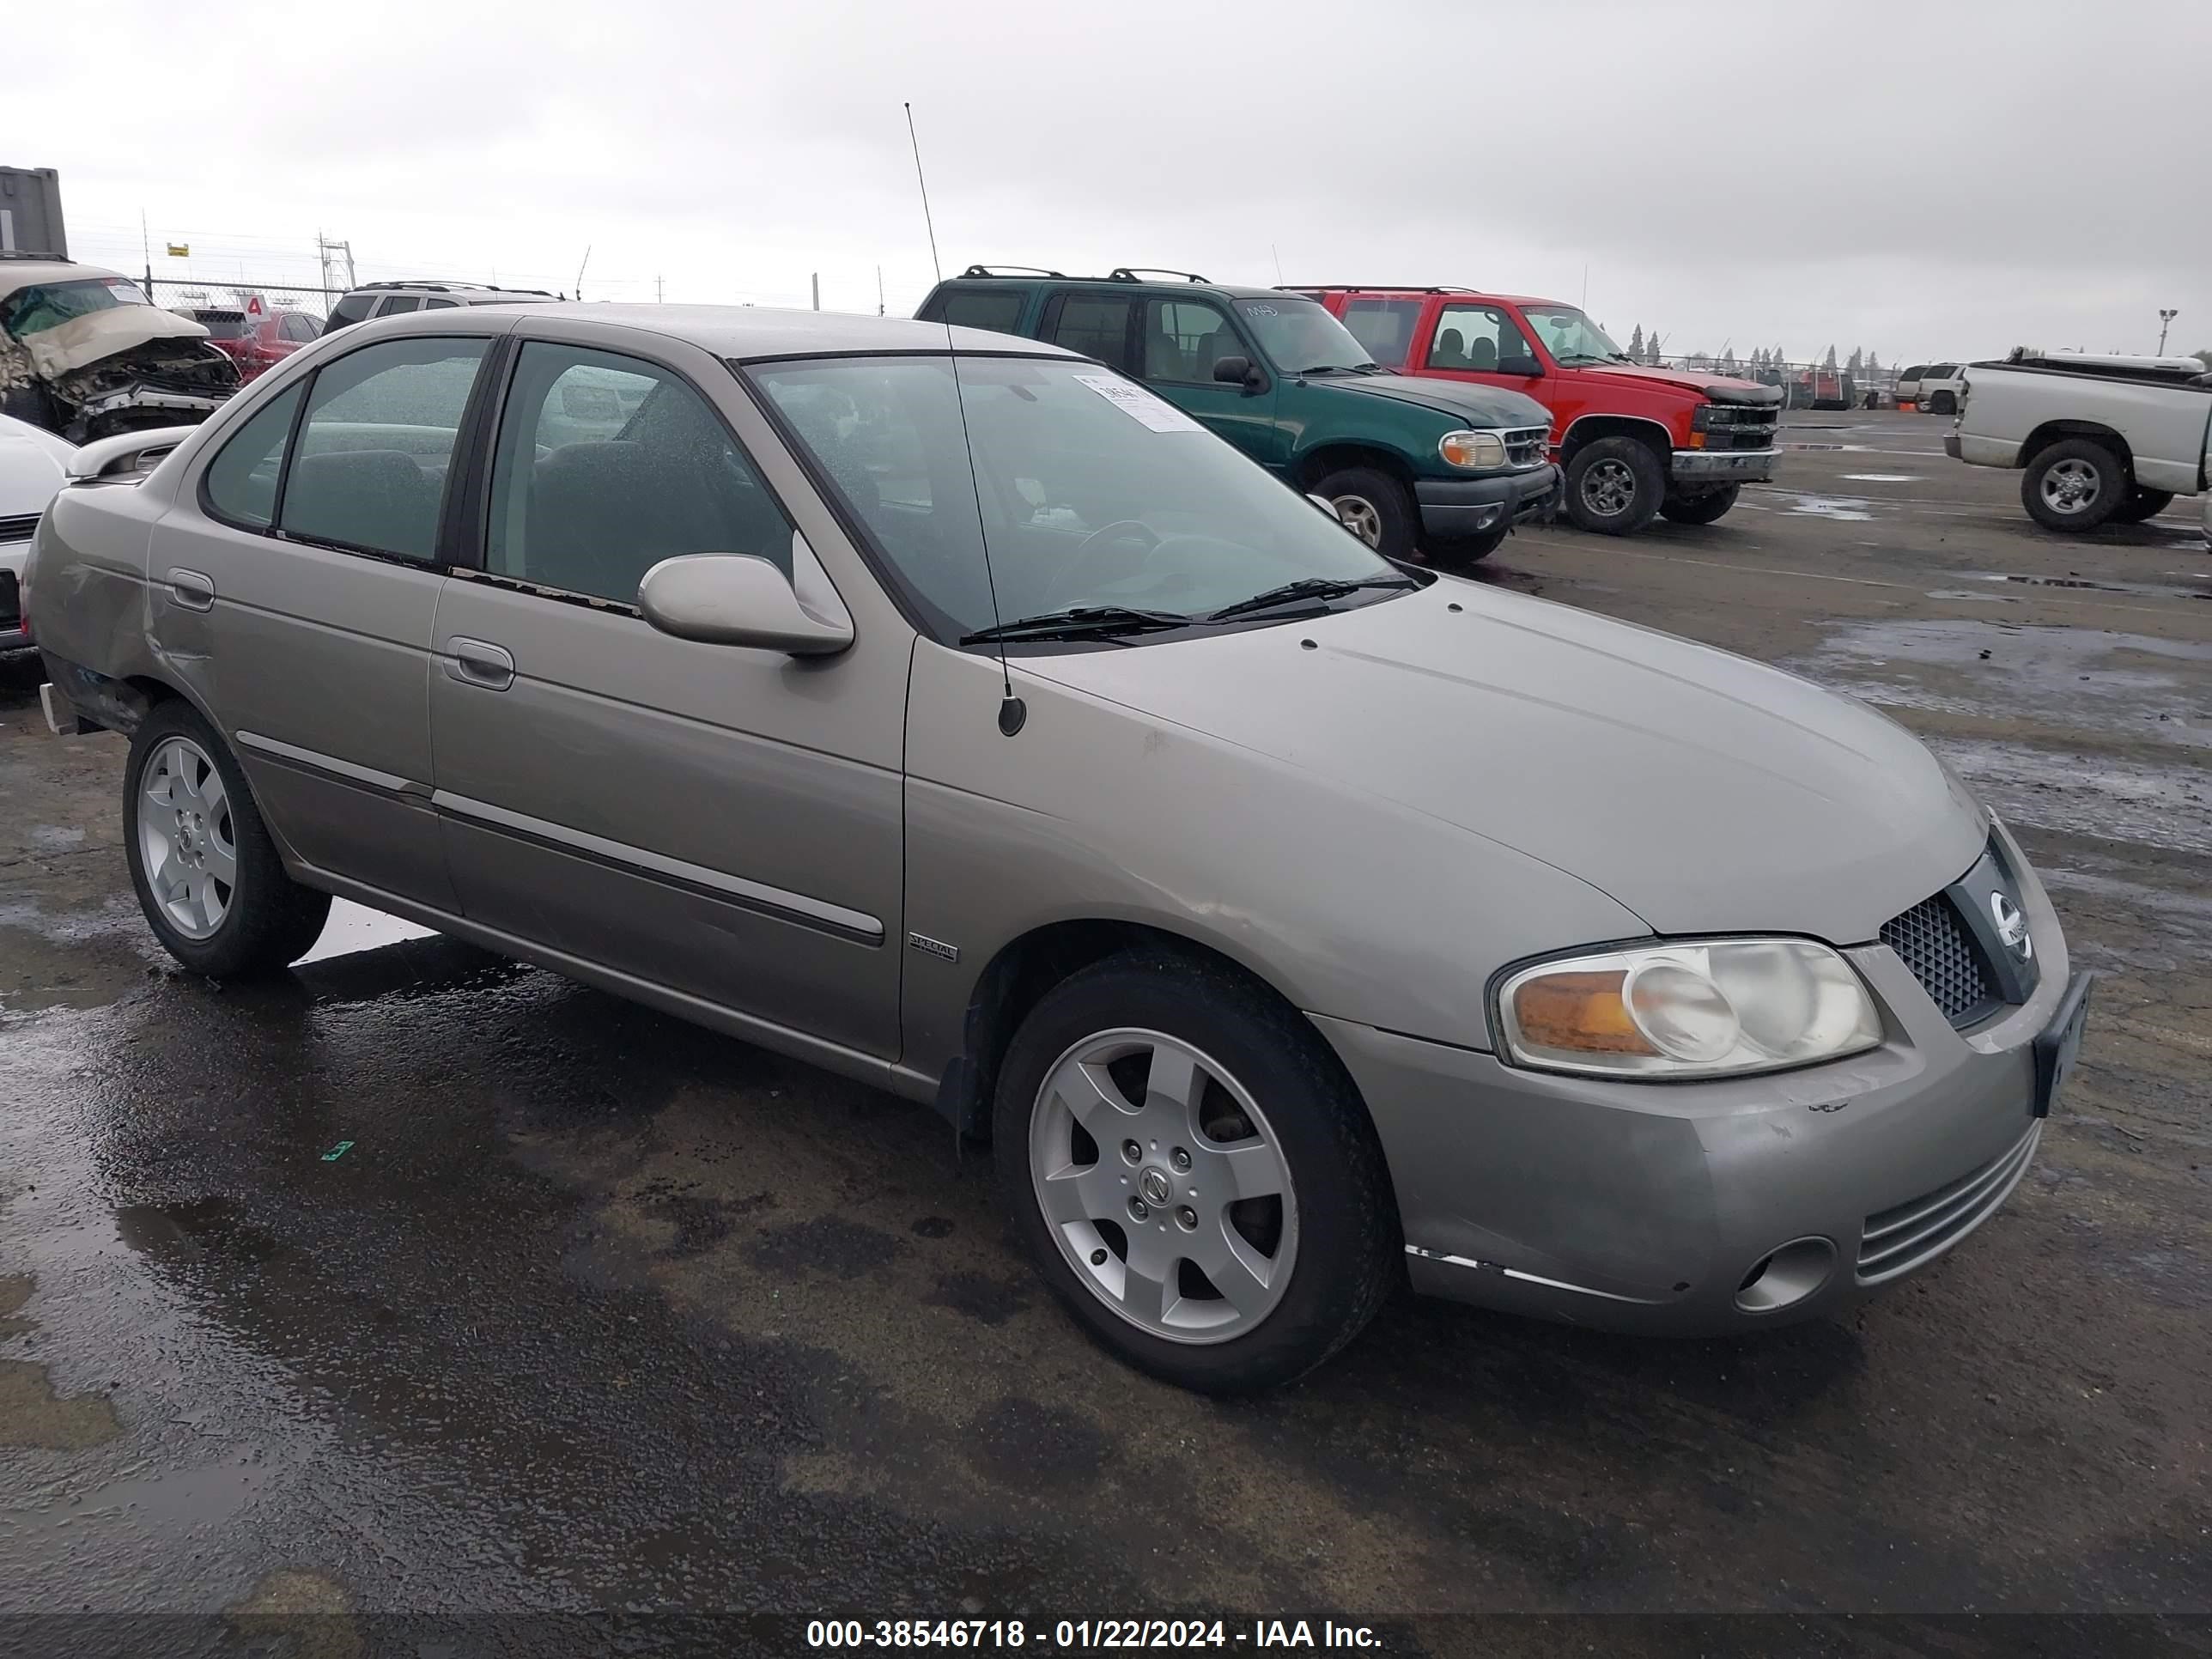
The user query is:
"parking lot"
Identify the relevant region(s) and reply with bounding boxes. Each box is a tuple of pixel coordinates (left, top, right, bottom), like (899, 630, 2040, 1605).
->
(3, 410, 2207, 1647)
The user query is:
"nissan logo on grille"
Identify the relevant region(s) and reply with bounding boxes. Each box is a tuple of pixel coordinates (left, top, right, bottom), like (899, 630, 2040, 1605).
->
(1990, 892, 2033, 960)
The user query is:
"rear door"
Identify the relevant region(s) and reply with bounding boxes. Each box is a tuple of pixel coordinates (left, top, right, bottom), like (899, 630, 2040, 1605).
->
(426, 323, 908, 1055)
(151, 329, 501, 908)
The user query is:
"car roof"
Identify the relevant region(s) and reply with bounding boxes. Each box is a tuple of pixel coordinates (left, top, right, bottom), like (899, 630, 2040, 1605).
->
(364, 301, 1081, 361)
(1290, 286, 1569, 307)
(936, 273, 1285, 302)
(0, 258, 132, 301)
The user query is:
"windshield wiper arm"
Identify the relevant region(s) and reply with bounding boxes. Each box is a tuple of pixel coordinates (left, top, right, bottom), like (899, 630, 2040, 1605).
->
(961, 605, 1192, 645)
(1205, 575, 1414, 623)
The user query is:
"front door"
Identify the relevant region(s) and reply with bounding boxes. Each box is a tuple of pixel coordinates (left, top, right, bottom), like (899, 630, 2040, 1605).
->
(1137, 297, 1283, 467)
(426, 332, 906, 1057)
(153, 331, 495, 909)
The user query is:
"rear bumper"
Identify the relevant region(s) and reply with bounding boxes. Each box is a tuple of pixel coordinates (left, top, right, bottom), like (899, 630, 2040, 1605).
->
(1413, 465, 1560, 538)
(1670, 447, 1778, 483)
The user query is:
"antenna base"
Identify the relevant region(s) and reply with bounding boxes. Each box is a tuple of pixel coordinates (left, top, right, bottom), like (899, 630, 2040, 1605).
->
(997, 696, 1027, 737)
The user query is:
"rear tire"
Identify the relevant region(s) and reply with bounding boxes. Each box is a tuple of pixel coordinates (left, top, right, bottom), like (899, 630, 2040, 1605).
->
(1565, 436, 1665, 535)
(124, 700, 331, 978)
(993, 951, 1399, 1394)
(2021, 439, 2126, 533)
(1310, 466, 1415, 562)
(1928, 391, 1957, 416)
(1659, 483, 1741, 526)
(2111, 486, 2174, 524)
(1425, 521, 1510, 568)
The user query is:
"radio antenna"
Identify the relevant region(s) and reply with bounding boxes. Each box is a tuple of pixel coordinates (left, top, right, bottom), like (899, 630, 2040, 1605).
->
(906, 100, 1022, 733)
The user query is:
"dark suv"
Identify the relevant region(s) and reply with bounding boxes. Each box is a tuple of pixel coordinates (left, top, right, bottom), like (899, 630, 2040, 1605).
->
(917, 266, 1559, 563)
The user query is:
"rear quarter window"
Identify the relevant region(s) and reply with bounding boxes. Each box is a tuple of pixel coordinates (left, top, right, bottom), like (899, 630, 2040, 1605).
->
(921, 288, 1028, 335)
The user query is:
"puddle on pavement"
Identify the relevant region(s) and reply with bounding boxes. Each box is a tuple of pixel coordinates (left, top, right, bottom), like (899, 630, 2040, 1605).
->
(1843, 473, 1921, 483)
(1774, 493, 1875, 520)
(1933, 738, 2212, 857)
(295, 899, 437, 964)
(1958, 571, 2212, 602)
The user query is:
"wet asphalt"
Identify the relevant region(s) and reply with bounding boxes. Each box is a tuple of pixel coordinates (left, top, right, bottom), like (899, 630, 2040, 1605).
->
(2, 412, 2208, 1656)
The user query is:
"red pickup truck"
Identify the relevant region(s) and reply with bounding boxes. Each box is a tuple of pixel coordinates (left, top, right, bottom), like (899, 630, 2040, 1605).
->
(1291, 286, 1783, 535)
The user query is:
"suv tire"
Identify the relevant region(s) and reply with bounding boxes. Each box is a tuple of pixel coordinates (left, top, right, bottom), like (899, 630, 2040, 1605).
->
(2112, 486, 2174, 524)
(124, 700, 331, 978)
(1565, 437, 1665, 535)
(1928, 391, 1957, 416)
(1659, 484, 1741, 526)
(1311, 466, 1415, 562)
(994, 951, 1399, 1394)
(2022, 439, 2126, 533)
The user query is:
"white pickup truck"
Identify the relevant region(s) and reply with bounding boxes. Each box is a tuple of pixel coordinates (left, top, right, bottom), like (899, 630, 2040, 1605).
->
(1945, 348, 2212, 533)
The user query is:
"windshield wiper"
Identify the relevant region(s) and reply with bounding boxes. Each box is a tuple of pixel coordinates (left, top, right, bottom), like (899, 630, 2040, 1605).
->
(961, 605, 1192, 645)
(1297, 363, 1362, 375)
(1205, 575, 1414, 623)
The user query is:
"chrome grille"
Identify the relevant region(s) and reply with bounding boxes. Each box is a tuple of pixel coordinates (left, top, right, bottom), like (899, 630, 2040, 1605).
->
(1504, 426, 1551, 466)
(0, 513, 40, 544)
(1857, 1124, 2040, 1282)
(1881, 892, 1998, 1024)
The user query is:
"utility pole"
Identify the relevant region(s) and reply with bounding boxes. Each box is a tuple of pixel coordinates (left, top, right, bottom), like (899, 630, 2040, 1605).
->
(2157, 308, 2178, 354)
(574, 245, 591, 303)
(877, 265, 884, 316)
(811, 272, 821, 311)
(316, 233, 354, 299)
(655, 273, 664, 303)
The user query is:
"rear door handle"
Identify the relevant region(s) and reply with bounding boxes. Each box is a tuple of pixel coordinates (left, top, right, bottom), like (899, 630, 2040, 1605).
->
(443, 636, 515, 691)
(167, 568, 215, 611)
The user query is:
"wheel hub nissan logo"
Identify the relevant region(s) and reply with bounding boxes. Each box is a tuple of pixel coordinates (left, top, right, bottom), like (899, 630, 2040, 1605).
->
(1139, 1167, 1173, 1206)
(1990, 893, 2033, 959)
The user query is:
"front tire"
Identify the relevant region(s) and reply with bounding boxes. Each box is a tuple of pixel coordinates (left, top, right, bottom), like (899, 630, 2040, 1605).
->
(1565, 436, 1665, 535)
(2021, 439, 2125, 533)
(1659, 483, 1741, 526)
(2112, 486, 2174, 524)
(124, 701, 331, 977)
(994, 952, 1399, 1394)
(1310, 465, 1416, 562)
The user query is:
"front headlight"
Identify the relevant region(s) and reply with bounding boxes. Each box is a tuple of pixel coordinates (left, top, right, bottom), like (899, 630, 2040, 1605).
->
(1496, 938, 1882, 1079)
(1440, 429, 1508, 469)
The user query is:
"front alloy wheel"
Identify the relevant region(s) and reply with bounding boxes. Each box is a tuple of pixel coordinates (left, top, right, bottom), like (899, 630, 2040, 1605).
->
(1029, 1029, 1298, 1342)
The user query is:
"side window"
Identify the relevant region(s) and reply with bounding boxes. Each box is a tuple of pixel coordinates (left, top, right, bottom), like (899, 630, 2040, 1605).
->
(483, 342, 793, 605)
(1929, 363, 1956, 378)
(201, 383, 305, 529)
(1340, 298, 1423, 370)
(324, 294, 374, 331)
(283, 313, 319, 343)
(1048, 295, 1134, 374)
(1429, 305, 1534, 372)
(277, 336, 489, 562)
(423, 298, 460, 310)
(933, 289, 1026, 335)
(1142, 299, 1240, 384)
(374, 296, 422, 316)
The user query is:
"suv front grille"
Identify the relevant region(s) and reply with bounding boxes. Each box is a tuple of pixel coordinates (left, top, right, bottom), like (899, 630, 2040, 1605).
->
(1881, 891, 2000, 1025)
(0, 569, 16, 629)
(0, 513, 40, 544)
(1857, 1124, 2039, 1283)
(1700, 405, 1779, 450)
(1504, 425, 1551, 466)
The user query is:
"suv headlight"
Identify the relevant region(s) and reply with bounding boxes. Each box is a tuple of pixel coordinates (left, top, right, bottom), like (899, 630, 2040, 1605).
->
(1496, 938, 1882, 1079)
(1440, 429, 1508, 469)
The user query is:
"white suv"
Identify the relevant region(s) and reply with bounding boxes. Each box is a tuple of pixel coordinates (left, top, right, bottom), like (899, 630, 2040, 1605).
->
(320, 281, 557, 336)
(1917, 363, 1966, 415)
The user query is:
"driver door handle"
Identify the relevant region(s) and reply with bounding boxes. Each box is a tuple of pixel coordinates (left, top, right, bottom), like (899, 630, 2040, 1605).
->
(443, 636, 515, 691)
(167, 568, 215, 611)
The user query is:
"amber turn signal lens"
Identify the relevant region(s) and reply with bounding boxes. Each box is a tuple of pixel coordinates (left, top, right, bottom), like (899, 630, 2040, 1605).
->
(1510, 970, 1657, 1056)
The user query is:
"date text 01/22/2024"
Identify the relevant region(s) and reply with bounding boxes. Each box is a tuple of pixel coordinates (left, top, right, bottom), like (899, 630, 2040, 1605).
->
(805, 1620, 1386, 1650)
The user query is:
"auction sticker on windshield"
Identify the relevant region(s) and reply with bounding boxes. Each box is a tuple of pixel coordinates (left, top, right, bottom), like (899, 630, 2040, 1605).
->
(1073, 374, 1202, 432)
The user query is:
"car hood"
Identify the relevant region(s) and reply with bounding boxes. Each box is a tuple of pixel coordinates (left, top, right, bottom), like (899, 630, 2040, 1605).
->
(1306, 371, 1553, 428)
(1018, 582, 1985, 943)
(0, 414, 71, 521)
(1566, 362, 1783, 406)
(17, 307, 213, 380)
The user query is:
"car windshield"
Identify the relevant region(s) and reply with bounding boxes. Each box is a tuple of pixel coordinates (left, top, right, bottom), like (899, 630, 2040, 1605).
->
(1232, 297, 1376, 374)
(1523, 305, 1626, 365)
(749, 355, 1401, 644)
(0, 276, 155, 339)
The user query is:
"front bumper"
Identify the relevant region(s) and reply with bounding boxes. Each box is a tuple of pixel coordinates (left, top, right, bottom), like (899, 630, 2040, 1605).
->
(1670, 447, 1778, 483)
(1315, 825, 2075, 1336)
(1414, 464, 1560, 538)
(1944, 434, 1963, 460)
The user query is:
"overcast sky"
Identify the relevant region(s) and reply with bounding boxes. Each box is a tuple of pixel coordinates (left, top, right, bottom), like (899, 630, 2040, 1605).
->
(20, 0, 2209, 365)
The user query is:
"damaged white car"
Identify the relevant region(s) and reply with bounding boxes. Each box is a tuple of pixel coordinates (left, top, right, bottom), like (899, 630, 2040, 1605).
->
(0, 257, 239, 442)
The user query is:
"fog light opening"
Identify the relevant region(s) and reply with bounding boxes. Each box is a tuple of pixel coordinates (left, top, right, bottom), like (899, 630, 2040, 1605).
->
(1734, 1237, 1837, 1315)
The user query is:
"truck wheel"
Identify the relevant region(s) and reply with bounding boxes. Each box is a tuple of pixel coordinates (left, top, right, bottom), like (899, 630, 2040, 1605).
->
(1425, 522, 1510, 568)
(2111, 487, 2174, 524)
(1659, 484, 1741, 526)
(1565, 437, 1664, 535)
(1928, 392, 1957, 416)
(994, 951, 1399, 1395)
(124, 700, 331, 978)
(2021, 439, 2125, 533)
(1310, 467, 1414, 562)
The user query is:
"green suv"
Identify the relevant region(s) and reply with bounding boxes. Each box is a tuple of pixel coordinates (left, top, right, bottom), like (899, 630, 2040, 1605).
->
(916, 266, 1560, 563)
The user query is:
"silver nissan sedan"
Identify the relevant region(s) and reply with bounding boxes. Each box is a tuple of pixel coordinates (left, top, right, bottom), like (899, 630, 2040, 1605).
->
(27, 305, 2094, 1392)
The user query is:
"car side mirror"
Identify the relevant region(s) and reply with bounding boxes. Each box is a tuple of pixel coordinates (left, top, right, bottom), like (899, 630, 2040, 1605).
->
(1498, 355, 1543, 377)
(638, 548, 854, 655)
(1212, 355, 1263, 392)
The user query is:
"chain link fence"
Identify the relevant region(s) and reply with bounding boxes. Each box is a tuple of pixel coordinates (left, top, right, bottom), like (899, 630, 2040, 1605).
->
(143, 277, 339, 328)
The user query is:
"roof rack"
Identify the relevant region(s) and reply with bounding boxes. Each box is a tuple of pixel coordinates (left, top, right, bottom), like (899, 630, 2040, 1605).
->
(958, 264, 1066, 278)
(0, 248, 67, 261)
(1273, 284, 1480, 295)
(1109, 267, 1208, 284)
(354, 279, 556, 295)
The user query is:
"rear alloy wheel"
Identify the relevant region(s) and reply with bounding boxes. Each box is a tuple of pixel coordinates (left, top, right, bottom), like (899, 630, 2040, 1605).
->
(994, 953, 1398, 1393)
(2021, 439, 2125, 533)
(1659, 483, 1741, 526)
(1310, 466, 1415, 562)
(124, 701, 331, 977)
(1565, 437, 1665, 535)
(2111, 486, 2174, 525)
